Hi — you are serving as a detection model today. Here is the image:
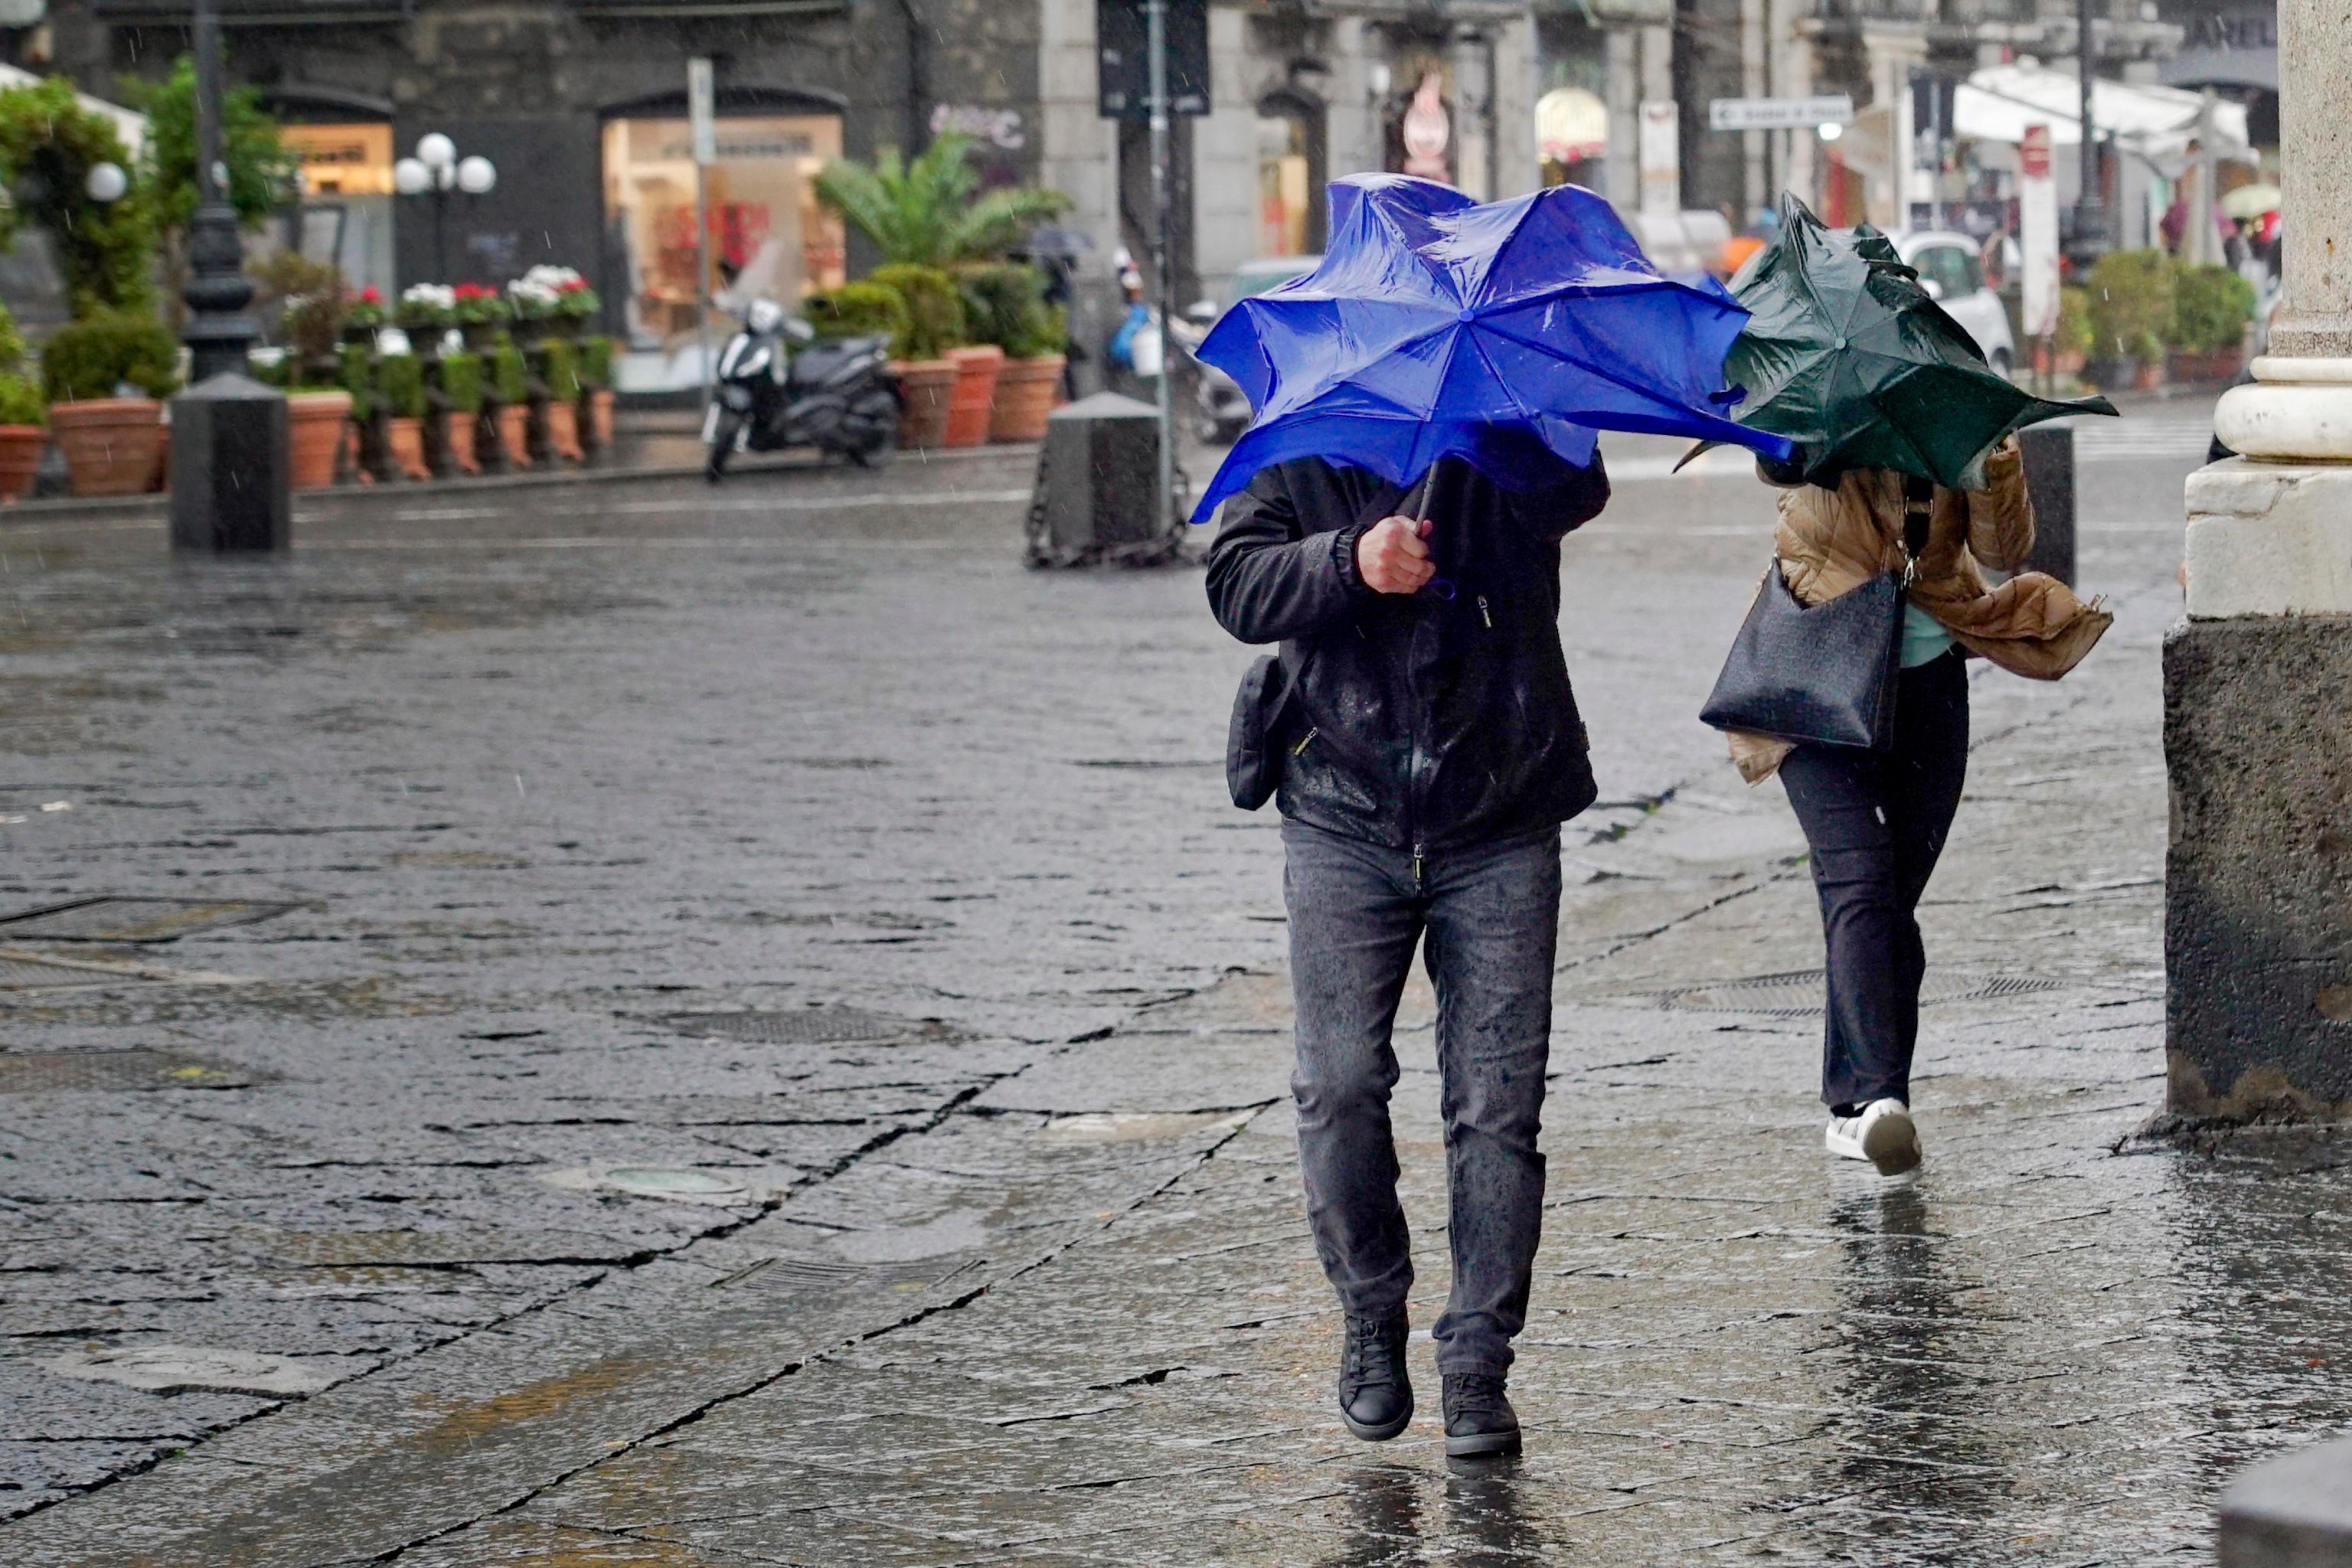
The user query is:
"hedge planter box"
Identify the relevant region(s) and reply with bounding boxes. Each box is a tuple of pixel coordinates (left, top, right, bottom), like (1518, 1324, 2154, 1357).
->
(890, 358, 957, 449)
(943, 345, 1004, 447)
(497, 405, 533, 469)
(990, 355, 1065, 443)
(2170, 347, 2246, 386)
(51, 399, 165, 497)
(0, 426, 43, 501)
(286, 392, 352, 490)
(386, 416, 432, 481)
(443, 411, 482, 475)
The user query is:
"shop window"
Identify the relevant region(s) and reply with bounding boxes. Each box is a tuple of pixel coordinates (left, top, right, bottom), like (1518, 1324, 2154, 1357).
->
(600, 113, 845, 352)
(1256, 91, 1325, 257)
(280, 122, 395, 299)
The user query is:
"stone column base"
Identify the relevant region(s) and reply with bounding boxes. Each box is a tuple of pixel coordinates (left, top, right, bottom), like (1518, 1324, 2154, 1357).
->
(2220, 1435, 2352, 1566)
(2165, 616, 2352, 1121)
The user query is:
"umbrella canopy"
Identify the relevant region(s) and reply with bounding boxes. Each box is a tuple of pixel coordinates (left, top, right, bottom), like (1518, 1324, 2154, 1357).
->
(2221, 182, 2282, 220)
(1721, 194, 2113, 492)
(1191, 174, 1792, 521)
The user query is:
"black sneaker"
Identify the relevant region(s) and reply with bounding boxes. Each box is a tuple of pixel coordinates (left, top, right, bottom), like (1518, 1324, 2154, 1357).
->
(1442, 1372, 1521, 1459)
(1336, 1313, 1413, 1441)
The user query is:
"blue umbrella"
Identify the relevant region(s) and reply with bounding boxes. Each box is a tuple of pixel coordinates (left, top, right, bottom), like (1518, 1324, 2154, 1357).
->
(1191, 175, 1793, 522)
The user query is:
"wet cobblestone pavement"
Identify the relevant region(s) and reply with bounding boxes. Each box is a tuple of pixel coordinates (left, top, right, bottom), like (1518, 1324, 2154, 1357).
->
(4, 412, 2348, 1564)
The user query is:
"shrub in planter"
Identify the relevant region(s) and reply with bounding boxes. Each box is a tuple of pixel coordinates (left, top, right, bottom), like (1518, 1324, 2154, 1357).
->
(41, 311, 179, 496)
(377, 352, 431, 479)
(807, 283, 910, 346)
(454, 283, 511, 348)
(868, 263, 965, 361)
(961, 263, 1066, 441)
(576, 335, 616, 452)
(0, 370, 47, 501)
(2053, 284, 2093, 370)
(487, 338, 531, 469)
(535, 338, 583, 462)
(2084, 250, 2175, 386)
(435, 351, 484, 473)
(2169, 263, 2256, 382)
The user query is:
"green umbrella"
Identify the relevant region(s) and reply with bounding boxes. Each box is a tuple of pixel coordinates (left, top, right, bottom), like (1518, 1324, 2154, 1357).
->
(1719, 194, 2114, 492)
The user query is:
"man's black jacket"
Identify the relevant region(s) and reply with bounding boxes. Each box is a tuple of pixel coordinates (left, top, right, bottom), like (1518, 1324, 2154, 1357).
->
(1204, 455, 1611, 856)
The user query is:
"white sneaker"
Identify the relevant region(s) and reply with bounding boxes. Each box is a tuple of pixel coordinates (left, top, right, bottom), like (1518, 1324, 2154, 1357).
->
(1824, 1098, 1921, 1176)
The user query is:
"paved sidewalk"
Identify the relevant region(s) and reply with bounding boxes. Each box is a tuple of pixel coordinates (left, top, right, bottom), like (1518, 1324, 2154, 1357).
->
(4, 424, 2347, 1563)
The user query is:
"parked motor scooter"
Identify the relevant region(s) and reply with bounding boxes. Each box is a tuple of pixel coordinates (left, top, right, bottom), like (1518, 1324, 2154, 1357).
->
(704, 298, 898, 481)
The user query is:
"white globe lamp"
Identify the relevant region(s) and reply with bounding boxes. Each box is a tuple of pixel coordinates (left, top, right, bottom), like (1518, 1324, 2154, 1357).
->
(416, 132, 456, 169)
(456, 155, 496, 196)
(393, 157, 431, 197)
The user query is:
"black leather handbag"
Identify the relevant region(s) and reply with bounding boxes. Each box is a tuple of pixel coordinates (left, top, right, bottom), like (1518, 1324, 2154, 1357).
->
(1226, 654, 1294, 809)
(1700, 477, 1933, 751)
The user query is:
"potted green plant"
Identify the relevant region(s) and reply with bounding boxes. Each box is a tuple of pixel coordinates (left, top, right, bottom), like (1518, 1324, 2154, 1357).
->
(506, 271, 560, 344)
(534, 337, 583, 463)
(453, 283, 511, 350)
(869, 263, 965, 449)
(334, 340, 377, 485)
(2085, 250, 2176, 392)
(807, 283, 911, 347)
(577, 334, 616, 454)
(39, 310, 180, 495)
(0, 305, 45, 501)
(2052, 284, 2092, 377)
(487, 337, 531, 469)
(960, 262, 1066, 442)
(2168, 264, 2256, 385)
(435, 350, 484, 473)
(343, 286, 386, 345)
(398, 283, 457, 351)
(377, 352, 430, 479)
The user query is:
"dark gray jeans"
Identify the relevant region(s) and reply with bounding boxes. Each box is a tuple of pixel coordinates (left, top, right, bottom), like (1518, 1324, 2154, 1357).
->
(1282, 818, 1561, 1377)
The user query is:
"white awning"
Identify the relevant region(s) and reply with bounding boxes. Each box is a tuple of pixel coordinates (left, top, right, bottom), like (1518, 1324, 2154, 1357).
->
(0, 65, 149, 156)
(1955, 63, 2248, 160)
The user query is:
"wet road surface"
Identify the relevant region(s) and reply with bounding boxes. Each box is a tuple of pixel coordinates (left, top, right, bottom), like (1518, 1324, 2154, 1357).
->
(5, 397, 2348, 1563)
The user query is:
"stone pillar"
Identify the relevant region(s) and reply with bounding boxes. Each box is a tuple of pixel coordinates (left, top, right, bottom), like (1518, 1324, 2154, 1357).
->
(2168, 0, 2352, 1122)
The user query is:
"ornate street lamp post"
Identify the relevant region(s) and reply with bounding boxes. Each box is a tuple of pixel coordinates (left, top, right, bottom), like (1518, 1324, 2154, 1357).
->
(394, 135, 497, 283)
(168, 0, 289, 552)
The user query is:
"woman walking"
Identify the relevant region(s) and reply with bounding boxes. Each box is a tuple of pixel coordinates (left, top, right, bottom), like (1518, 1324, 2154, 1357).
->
(1728, 436, 2110, 1174)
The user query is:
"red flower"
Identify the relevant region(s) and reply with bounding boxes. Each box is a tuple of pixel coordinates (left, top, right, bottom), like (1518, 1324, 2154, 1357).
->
(358, 286, 382, 304)
(557, 279, 588, 292)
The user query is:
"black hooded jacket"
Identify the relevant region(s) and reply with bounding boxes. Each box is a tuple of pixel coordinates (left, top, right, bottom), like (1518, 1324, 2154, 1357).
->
(1204, 455, 1611, 855)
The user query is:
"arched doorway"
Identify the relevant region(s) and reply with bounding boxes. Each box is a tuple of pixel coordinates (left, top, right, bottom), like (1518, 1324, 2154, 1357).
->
(1256, 87, 1327, 256)
(598, 85, 848, 366)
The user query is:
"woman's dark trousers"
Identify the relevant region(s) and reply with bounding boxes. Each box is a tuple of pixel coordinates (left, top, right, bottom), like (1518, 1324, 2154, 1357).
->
(1281, 819, 1560, 1377)
(1778, 649, 1970, 1111)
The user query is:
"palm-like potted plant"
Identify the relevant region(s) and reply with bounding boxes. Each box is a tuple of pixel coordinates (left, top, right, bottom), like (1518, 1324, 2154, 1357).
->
(41, 311, 180, 495)
(961, 262, 1067, 442)
(814, 132, 1070, 445)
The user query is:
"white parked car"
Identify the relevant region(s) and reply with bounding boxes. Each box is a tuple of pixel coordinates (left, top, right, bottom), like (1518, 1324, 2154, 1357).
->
(1890, 230, 2017, 375)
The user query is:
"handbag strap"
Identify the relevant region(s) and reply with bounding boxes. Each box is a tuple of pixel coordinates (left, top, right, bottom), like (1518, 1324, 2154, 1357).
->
(1899, 475, 1933, 587)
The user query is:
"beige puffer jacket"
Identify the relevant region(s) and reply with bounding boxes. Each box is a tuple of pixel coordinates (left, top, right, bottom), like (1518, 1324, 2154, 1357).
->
(1727, 437, 2112, 784)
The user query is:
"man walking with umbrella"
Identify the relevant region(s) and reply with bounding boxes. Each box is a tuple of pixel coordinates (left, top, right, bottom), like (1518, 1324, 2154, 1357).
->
(1198, 175, 1795, 1459)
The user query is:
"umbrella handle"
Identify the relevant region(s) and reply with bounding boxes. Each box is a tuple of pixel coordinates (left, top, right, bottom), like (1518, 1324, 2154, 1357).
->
(1407, 462, 1452, 599)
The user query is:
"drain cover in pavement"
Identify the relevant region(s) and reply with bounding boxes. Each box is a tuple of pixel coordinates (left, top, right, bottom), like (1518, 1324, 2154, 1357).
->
(44, 1346, 337, 1397)
(1642, 970, 2067, 1018)
(0, 1050, 260, 1093)
(0, 949, 241, 991)
(655, 1007, 929, 1044)
(0, 897, 305, 942)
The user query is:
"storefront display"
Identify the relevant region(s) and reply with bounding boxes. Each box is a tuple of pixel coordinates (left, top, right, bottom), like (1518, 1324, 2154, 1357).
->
(280, 122, 396, 299)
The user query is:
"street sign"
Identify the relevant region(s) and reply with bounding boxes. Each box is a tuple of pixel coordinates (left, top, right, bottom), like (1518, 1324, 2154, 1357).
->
(1098, 0, 1209, 119)
(687, 57, 716, 165)
(2020, 123, 2060, 340)
(1707, 94, 1854, 132)
(1638, 100, 1678, 216)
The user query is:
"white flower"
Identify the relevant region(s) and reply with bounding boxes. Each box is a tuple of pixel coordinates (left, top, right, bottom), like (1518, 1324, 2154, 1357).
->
(401, 283, 456, 309)
(507, 279, 560, 307)
(519, 264, 583, 292)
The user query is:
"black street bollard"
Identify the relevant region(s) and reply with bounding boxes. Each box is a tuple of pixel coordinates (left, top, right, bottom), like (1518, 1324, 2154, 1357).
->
(169, 377, 290, 553)
(1024, 392, 1184, 567)
(2017, 424, 2076, 586)
(2218, 1435, 2352, 1566)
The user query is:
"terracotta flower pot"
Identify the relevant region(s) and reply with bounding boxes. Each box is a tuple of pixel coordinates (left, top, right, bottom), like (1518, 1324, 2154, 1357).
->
(589, 388, 616, 449)
(498, 404, 533, 469)
(51, 399, 165, 497)
(988, 355, 1066, 443)
(443, 410, 481, 475)
(2131, 359, 2165, 392)
(889, 358, 957, 449)
(943, 344, 1004, 448)
(386, 415, 432, 481)
(0, 424, 45, 501)
(281, 391, 353, 490)
(544, 399, 584, 463)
